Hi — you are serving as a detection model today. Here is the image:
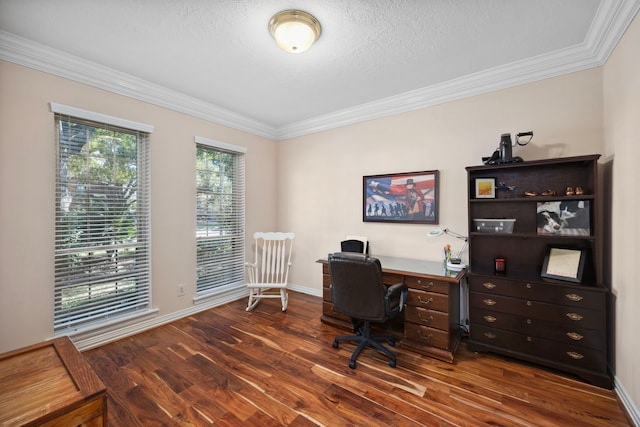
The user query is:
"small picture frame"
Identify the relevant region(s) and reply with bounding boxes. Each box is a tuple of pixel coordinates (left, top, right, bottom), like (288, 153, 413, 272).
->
(541, 247, 587, 283)
(475, 177, 496, 199)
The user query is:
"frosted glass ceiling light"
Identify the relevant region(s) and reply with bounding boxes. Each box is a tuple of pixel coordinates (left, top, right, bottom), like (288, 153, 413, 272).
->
(269, 10, 321, 54)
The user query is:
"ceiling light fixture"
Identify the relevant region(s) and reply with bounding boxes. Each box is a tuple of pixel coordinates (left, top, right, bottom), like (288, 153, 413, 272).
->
(269, 9, 321, 54)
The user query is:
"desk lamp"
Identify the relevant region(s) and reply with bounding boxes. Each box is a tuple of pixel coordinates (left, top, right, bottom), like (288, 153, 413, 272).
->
(427, 228, 468, 270)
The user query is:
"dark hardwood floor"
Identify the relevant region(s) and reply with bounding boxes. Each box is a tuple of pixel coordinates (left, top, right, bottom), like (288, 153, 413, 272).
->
(83, 292, 631, 426)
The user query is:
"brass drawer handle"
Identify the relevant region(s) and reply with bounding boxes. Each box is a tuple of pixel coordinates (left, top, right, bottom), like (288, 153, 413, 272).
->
(482, 282, 496, 289)
(526, 301, 532, 306)
(484, 332, 496, 339)
(566, 313, 584, 321)
(418, 314, 434, 323)
(526, 283, 532, 289)
(526, 337, 533, 342)
(418, 280, 434, 290)
(566, 332, 584, 341)
(565, 293, 584, 302)
(418, 330, 433, 340)
(526, 319, 532, 325)
(567, 351, 584, 360)
(483, 315, 496, 323)
(418, 296, 434, 305)
(483, 298, 496, 306)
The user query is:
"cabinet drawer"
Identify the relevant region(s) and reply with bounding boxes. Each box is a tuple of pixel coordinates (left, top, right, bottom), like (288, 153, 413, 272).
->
(322, 285, 331, 302)
(404, 324, 450, 350)
(405, 276, 449, 294)
(471, 325, 605, 372)
(407, 289, 448, 312)
(405, 306, 449, 330)
(470, 292, 603, 329)
(470, 309, 604, 350)
(468, 275, 604, 310)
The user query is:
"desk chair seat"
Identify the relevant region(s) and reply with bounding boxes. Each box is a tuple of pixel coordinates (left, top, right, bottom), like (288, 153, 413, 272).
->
(328, 252, 407, 368)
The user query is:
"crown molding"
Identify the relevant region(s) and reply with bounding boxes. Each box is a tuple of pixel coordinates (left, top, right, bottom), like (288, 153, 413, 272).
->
(1, 0, 637, 142)
(0, 30, 277, 140)
(276, 0, 640, 140)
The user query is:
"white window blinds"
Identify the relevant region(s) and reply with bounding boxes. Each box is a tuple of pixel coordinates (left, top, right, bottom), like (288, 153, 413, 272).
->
(53, 108, 151, 333)
(195, 137, 246, 295)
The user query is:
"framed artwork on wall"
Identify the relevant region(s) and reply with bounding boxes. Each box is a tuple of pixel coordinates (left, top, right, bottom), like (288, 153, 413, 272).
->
(363, 170, 439, 224)
(474, 177, 496, 199)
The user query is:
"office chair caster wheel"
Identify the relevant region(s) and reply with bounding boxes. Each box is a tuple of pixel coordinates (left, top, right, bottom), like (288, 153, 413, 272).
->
(349, 360, 356, 369)
(332, 340, 339, 349)
(388, 339, 396, 347)
(388, 359, 396, 368)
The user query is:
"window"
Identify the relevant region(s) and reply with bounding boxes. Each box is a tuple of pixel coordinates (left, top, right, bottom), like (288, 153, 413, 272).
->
(53, 103, 152, 333)
(195, 136, 246, 295)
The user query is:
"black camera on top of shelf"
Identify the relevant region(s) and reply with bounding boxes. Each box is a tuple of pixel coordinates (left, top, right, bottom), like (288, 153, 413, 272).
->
(483, 131, 533, 165)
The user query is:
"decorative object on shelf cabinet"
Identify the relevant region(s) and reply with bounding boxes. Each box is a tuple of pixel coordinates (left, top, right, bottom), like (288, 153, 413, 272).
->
(537, 200, 590, 235)
(482, 131, 533, 165)
(465, 154, 611, 389)
(541, 247, 587, 284)
(473, 218, 515, 233)
(474, 177, 496, 198)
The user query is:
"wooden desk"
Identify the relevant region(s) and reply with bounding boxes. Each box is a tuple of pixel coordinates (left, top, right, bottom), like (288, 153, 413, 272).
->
(0, 336, 107, 426)
(318, 255, 466, 363)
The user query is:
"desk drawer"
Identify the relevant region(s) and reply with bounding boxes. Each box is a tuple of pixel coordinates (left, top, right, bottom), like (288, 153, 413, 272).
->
(407, 289, 448, 312)
(405, 276, 449, 294)
(405, 306, 449, 330)
(404, 324, 450, 350)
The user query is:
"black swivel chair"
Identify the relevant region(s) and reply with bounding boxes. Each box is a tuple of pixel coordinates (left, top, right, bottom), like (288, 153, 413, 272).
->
(328, 252, 408, 368)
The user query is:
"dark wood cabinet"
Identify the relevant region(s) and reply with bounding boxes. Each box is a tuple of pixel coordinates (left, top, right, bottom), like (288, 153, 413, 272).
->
(465, 155, 611, 389)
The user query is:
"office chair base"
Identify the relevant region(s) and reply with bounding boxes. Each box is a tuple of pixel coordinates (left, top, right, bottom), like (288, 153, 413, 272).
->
(332, 321, 398, 369)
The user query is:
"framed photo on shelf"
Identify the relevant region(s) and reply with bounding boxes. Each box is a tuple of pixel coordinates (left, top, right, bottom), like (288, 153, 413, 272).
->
(363, 170, 439, 224)
(541, 247, 587, 283)
(474, 177, 496, 199)
(536, 200, 590, 235)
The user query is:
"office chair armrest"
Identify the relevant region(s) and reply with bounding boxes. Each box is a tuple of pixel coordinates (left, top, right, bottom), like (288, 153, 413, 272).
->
(385, 282, 408, 312)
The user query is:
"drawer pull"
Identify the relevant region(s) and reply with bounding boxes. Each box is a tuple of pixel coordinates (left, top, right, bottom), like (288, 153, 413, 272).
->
(526, 319, 532, 325)
(566, 313, 584, 321)
(526, 337, 533, 342)
(418, 296, 434, 305)
(567, 351, 584, 360)
(482, 282, 496, 290)
(483, 315, 496, 323)
(484, 332, 496, 339)
(483, 298, 496, 306)
(526, 301, 532, 306)
(418, 314, 434, 323)
(566, 332, 584, 341)
(418, 330, 433, 340)
(565, 293, 584, 302)
(526, 283, 532, 289)
(419, 280, 434, 290)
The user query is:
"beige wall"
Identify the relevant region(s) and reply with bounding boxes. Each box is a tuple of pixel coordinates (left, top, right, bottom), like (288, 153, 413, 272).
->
(603, 12, 640, 414)
(0, 61, 278, 352)
(279, 69, 603, 294)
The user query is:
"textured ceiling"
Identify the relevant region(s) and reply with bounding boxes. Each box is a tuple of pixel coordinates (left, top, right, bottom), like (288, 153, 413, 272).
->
(0, 0, 638, 139)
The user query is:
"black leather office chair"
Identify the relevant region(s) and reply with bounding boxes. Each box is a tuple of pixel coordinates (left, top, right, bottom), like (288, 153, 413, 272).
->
(328, 252, 407, 368)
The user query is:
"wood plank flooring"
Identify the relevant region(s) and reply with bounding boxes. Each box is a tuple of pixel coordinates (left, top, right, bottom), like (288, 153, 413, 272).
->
(83, 292, 631, 426)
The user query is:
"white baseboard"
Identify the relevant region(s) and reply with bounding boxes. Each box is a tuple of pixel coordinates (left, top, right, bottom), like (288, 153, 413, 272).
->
(614, 375, 639, 426)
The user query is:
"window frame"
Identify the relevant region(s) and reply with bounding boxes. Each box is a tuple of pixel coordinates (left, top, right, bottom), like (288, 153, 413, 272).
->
(52, 103, 153, 335)
(194, 136, 247, 297)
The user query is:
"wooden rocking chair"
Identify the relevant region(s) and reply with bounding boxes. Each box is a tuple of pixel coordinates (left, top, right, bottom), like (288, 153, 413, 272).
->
(245, 232, 295, 311)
